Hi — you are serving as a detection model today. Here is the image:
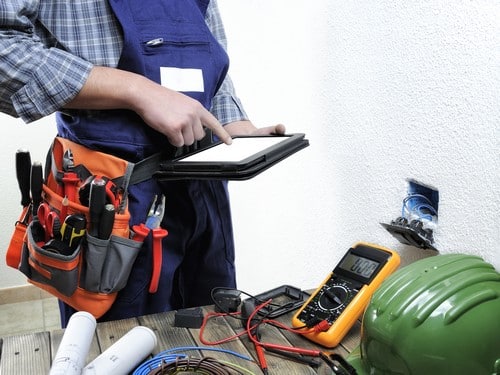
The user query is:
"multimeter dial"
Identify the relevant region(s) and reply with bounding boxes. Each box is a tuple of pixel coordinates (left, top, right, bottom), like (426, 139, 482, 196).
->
(297, 276, 361, 324)
(318, 284, 349, 310)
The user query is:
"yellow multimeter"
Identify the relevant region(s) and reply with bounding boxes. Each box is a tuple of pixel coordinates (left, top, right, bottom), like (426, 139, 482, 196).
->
(291, 242, 400, 348)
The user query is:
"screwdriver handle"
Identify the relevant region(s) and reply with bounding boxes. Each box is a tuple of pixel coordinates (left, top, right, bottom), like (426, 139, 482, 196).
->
(16, 149, 32, 207)
(89, 177, 106, 237)
(99, 204, 115, 240)
(30, 161, 43, 216)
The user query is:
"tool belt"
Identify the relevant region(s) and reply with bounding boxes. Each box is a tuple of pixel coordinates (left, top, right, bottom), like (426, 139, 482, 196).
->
(5, 137, 161, 318)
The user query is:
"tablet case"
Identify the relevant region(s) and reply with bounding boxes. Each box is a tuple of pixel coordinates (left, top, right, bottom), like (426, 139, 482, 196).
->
(154, 133, 309, 181)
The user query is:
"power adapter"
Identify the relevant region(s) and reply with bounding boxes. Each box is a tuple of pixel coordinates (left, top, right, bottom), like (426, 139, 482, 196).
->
(213, 289, 241, 313)
(174, 307, 204, 329)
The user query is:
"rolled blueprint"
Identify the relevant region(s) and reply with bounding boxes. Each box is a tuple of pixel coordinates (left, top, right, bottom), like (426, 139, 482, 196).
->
(49, 311, 97, 375)
(82, 326, 157, 375)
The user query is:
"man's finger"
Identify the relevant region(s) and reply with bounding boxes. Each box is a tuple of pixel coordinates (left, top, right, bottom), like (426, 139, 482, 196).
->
(252, 124, 287, 136)
(201, 111, 232, 145)
(168, 133, 185, 147)
(182, 126, 195, 146)
(272, 123, 286, 135)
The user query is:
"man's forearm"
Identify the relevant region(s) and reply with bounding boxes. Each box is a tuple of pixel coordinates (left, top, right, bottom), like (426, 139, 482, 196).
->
(64, 66, 145, 111)
(65, 66, 232, 147)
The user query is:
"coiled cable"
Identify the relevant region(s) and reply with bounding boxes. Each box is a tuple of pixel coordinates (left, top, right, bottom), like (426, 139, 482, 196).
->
(133, 346, 255, 375)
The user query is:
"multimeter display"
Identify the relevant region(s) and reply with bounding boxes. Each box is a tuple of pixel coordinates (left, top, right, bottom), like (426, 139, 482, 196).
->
(292, 242, 400, 348)
(338, 253, 379, 278)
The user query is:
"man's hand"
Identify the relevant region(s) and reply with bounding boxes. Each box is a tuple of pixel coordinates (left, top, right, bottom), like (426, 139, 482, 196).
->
(64, 66, 232, 147)
(132, 79, 233, 147)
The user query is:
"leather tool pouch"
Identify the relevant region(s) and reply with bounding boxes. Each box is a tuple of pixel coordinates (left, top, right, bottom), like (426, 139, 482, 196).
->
(6, 137, 146, 318)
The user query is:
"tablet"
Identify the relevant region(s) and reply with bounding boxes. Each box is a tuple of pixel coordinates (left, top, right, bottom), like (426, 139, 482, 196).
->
(154, 133, 309, 181)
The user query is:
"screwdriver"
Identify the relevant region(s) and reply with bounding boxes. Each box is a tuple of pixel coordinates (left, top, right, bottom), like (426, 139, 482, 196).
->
(15, 148, 32, 208)
(30, 161, 44, 216)
(89, 177, 106, 237)
(98, 204, 115, 240)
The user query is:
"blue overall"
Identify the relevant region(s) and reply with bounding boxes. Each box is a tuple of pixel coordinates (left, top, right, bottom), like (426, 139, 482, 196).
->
(56, 0, 236, 325)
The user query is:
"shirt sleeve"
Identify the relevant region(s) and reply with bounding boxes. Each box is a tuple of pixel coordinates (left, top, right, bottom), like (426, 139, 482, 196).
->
(205, 0, 249, 125)
(0, 1, 93, 123)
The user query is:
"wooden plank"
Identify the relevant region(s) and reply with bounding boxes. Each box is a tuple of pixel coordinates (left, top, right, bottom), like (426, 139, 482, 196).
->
(272, 312, 347, 375)
(192, 306, 262, 374)
(0, 332, 52, 374)
(338, 320, 362, 354)
(138, 311, 198, 354)
(93, 317, 139, 352)
(221, 305, 320, 374)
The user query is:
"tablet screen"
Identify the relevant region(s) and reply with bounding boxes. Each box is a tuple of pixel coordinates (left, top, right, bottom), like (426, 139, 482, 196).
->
(179, 136, 286, 162)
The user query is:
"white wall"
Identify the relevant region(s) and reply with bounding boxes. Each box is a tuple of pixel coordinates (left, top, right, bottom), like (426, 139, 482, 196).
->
(0, 1, 498, 294)
(219, 0, 500, 294)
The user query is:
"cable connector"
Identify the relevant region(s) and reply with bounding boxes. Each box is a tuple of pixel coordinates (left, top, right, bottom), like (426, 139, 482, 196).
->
(313, 319, 331, 333)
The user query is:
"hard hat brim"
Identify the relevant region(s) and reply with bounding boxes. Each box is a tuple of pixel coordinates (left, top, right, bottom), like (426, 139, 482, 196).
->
(346, 346, 369, 375)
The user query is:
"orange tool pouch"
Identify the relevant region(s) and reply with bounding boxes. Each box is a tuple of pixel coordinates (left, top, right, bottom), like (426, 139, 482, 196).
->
(5, 137, 155, 318)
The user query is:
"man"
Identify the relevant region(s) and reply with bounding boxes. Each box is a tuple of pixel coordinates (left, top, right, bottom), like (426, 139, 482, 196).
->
(0, 0, 284, 326)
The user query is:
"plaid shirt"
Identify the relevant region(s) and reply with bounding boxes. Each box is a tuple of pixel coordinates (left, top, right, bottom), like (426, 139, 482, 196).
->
(0, 0, 247, 124)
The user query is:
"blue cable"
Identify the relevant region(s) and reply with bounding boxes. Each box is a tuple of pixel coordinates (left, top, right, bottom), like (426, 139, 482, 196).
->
(402, 194, 437, 222)
(133, 346, 252, 375)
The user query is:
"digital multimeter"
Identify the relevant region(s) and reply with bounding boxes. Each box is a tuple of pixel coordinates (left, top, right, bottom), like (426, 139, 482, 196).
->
(291, 242, 400, 348)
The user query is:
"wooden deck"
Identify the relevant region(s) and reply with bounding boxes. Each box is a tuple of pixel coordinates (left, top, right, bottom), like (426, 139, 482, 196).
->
(0, 248, 433, 374)
(0, 304, 361, 374)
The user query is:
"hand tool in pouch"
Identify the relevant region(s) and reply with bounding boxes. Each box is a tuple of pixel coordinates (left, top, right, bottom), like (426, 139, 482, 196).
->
(98, 204, 115, 240)
(30, 161, 44, 216)
(89, 177, 106, 238)
(37, 202, 61, 242)
(61, 214, 87, 251)
(15, 148, 32, 208)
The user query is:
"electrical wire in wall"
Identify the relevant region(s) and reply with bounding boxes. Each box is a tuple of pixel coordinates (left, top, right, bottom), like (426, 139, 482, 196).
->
(381, 181, 439, 250)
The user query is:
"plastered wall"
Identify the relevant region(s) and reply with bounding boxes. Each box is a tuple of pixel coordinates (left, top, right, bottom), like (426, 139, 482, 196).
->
(0, 1, 498, 294)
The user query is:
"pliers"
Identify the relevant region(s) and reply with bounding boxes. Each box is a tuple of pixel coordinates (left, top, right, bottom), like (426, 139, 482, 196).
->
(319, 353, 358, 375)
(132, 194, 168, 293)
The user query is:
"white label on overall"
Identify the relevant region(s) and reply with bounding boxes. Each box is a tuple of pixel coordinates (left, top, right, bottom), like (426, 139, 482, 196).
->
(160, 67, 204, 92)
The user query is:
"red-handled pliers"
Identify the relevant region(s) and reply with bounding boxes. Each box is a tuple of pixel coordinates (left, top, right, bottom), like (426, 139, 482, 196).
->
(131, 223, 150, 243)
(150, 227, 168, 293)
(132, 194, 168, 294)
(146, 195, 168, 293)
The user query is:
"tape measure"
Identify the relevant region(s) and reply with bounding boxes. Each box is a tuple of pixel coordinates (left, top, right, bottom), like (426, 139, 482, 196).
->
(291, 242, 400, 347)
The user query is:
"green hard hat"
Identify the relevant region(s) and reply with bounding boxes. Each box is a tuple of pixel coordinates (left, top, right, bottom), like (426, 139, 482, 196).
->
(347, 254, 500, 375)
